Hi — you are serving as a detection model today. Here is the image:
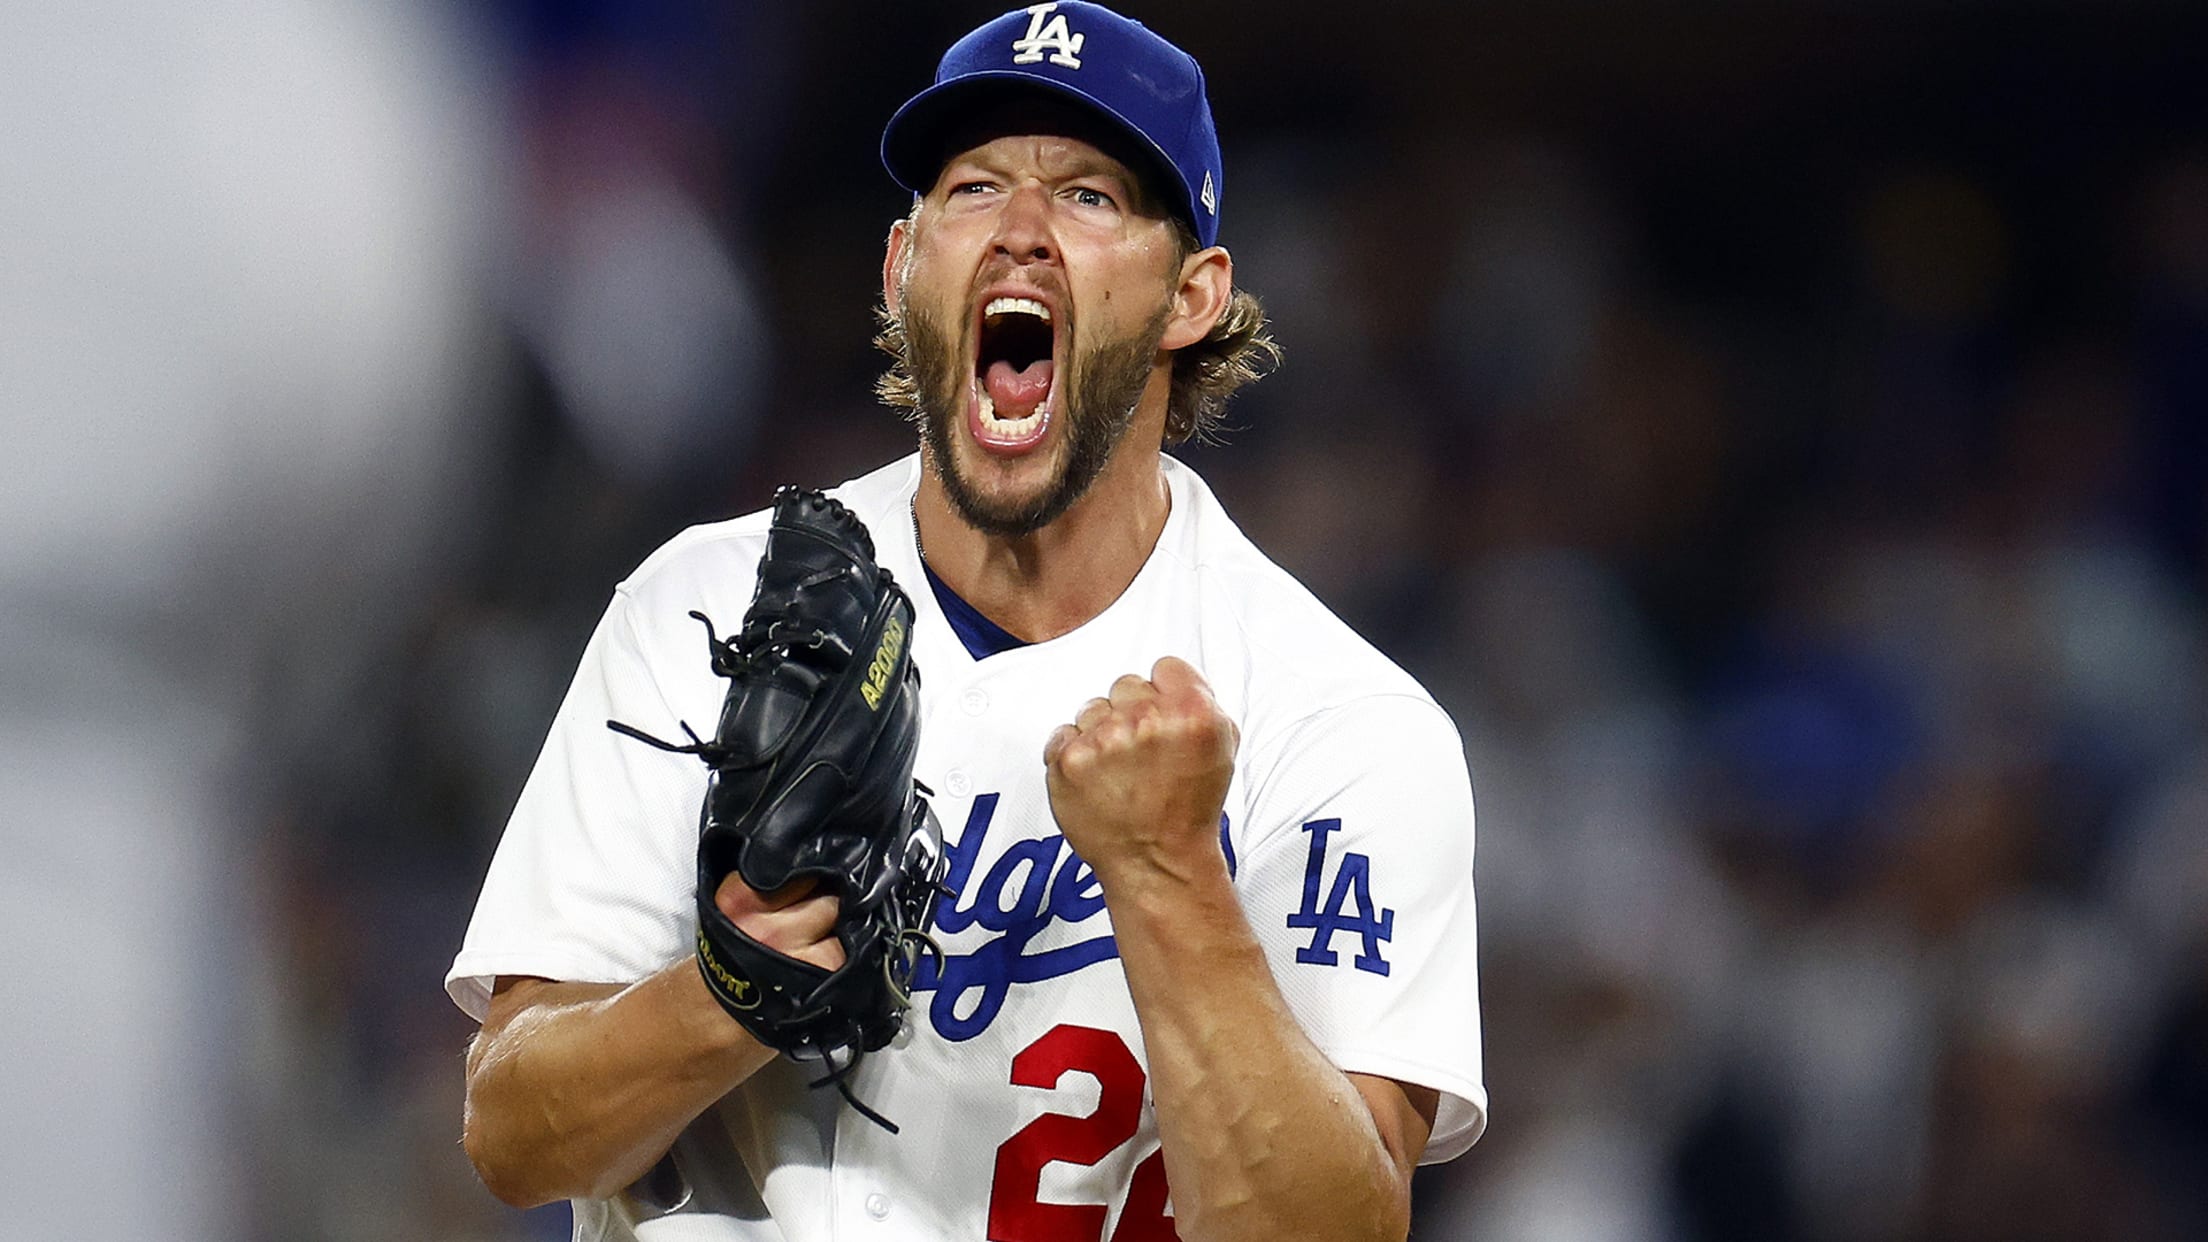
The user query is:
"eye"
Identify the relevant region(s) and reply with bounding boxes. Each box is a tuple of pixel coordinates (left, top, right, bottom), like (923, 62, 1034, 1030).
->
(1069, 186, 1116, 209)
(950, 179, 997, 196)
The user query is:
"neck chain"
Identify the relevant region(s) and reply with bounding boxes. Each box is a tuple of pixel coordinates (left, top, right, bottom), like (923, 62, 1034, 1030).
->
(908, 492, 927, 571)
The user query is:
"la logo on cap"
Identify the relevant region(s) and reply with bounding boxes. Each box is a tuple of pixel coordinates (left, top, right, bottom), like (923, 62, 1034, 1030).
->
(1011, 3, 1084, 69)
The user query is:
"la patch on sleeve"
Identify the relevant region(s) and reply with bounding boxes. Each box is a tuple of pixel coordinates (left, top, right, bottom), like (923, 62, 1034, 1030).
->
(1285, 818, 1394, 976)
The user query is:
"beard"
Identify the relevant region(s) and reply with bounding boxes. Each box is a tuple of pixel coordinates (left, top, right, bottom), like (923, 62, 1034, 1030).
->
(900, 296, 1167, 538)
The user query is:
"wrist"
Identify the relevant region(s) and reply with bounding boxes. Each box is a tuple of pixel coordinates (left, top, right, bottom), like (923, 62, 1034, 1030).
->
(671, 956, 778, 1074)
(1094, 833, 1237, 914)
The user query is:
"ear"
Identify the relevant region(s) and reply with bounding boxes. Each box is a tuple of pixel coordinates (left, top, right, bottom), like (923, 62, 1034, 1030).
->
(883, 210, 915, 315)
(1160, 246, 1232, 352)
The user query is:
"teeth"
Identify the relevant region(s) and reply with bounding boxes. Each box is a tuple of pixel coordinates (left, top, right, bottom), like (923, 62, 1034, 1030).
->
(983, 296, 1050, 322)
(973, 296, 1052, 439)
(976, 387, 1047, 437)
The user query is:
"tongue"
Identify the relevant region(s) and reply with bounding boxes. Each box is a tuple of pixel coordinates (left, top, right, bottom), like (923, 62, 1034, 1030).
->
(984, 358, 1054, 419)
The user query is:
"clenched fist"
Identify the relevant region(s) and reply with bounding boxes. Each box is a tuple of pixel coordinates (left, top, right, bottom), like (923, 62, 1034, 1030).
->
(1042, 656, 1239, 892)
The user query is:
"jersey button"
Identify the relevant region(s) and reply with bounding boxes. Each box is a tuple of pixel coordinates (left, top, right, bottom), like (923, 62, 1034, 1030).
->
(945, 769, 972, 797)
(864, 1192, 891, 1220)
(960, 687, 989, 716)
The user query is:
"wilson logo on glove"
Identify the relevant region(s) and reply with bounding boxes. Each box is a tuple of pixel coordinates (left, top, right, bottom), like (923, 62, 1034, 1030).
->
(695, 930, 761, 1011)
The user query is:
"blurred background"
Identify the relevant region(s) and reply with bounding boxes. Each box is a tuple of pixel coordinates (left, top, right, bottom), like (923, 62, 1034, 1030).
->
(4, 1, 2204, 1238)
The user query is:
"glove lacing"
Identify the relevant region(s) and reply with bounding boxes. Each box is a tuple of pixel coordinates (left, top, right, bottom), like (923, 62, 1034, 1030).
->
(606, 606, 850, 762)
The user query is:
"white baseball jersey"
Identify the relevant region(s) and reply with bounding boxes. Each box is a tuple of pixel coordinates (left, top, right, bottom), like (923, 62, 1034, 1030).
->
(448, 453, 1485, 1240)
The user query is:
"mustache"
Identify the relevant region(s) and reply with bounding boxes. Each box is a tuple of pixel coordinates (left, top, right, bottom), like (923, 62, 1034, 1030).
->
(965, 259, 1067, 297)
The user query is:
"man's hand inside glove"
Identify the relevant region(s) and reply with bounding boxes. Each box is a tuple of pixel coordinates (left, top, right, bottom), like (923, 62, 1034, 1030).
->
(716, 876, 846, 974)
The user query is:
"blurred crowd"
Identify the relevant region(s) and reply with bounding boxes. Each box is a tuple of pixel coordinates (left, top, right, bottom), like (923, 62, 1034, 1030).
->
(6, 2, 2201, 1240)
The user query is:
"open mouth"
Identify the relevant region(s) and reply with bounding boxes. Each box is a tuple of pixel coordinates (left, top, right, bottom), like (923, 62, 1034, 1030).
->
(969, 294, 1060, 450)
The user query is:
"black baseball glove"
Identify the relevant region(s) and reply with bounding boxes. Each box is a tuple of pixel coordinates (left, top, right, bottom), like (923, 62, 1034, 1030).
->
(609, 486, 946, 1131)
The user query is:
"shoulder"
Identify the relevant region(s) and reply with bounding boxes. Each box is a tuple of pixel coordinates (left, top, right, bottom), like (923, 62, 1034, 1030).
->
(1160, 459, 1459, 760)
(600, 455, 918, 671)
(618, 456, 920, 607)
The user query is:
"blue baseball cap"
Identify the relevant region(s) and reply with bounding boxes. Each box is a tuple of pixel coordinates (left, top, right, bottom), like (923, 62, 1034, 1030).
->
(881, 2, 1223, 249)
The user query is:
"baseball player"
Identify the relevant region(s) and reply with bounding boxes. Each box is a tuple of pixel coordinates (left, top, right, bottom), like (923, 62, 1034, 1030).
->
(450, 4, 1485, 1239)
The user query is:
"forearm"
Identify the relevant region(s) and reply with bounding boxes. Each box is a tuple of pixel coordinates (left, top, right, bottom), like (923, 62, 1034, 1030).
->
(1107, 858, 1411, 1242)
(462, 960, 775, 1207)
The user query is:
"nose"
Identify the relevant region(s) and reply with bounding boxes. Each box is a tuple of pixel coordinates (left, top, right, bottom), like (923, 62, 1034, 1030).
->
(989, 180, 1056, 265)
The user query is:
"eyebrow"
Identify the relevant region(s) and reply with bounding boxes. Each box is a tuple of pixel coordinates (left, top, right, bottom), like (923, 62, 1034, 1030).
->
(939, 139, 1168, 220)
(948, 143, 1133, 186)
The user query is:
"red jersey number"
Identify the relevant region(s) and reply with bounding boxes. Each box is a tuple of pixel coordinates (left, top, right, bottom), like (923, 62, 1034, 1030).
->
(986, 1024, 1180, 1242)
